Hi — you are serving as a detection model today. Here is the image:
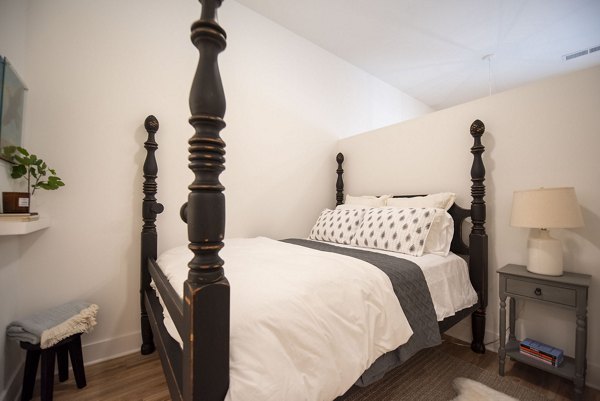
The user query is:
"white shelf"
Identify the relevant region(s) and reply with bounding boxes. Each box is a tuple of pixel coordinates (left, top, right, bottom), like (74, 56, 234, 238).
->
(0, 218, 50, 236)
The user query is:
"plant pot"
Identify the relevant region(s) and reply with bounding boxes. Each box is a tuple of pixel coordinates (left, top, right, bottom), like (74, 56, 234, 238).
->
(2, 192, 30, 213)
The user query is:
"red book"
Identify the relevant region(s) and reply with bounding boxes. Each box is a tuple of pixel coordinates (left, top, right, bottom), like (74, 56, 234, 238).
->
(519, 346, 555, 362)
(519, 348, 558, 366)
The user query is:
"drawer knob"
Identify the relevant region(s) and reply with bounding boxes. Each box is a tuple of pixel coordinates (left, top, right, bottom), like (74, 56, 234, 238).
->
(534, 288, 542, 296)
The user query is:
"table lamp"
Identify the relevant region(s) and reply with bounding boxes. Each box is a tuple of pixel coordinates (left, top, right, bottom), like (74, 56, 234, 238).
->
(510, 187, 584, 276)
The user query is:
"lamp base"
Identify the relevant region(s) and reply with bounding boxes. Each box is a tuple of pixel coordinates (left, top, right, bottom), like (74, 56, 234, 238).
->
(527, 229, 563, 276)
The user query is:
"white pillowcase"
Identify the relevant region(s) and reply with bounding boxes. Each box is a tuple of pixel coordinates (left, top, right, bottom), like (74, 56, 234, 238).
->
(385, 192, 456, 211)
(351, 207, 437, 256)
(345, 194, 392, 208)
(422, 209, 454, 256)
(335, 204, 369, 211)
(308, 208, 366, 245)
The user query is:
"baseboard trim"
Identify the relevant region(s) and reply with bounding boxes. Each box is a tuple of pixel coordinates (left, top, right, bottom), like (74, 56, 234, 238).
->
(82, 331, 141, 366)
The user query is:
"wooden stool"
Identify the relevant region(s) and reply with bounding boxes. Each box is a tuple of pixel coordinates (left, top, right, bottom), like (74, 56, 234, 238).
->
(20, 333, 86, 401)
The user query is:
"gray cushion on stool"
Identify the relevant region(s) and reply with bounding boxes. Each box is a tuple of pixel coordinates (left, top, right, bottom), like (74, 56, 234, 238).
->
(7, 301, 98, 348)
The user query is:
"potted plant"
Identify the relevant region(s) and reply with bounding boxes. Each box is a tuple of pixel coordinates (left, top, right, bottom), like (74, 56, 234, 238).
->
(1, 146, 65, 214)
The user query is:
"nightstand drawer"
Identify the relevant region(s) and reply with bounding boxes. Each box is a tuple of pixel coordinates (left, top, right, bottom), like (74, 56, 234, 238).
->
(506, 278, 576, 307)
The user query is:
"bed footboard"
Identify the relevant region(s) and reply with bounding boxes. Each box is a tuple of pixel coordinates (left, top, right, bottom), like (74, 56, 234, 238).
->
(140, 115, 164, 355)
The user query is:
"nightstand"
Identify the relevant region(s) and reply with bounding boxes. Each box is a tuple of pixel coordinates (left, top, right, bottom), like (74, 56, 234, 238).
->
(498, 264, 591, 401)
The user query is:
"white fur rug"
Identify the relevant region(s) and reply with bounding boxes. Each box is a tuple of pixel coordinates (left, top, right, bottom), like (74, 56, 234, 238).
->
(451, 378, 519, 401)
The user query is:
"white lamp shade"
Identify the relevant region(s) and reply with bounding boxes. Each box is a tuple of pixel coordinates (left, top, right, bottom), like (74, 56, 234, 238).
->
(510, 187, 584, 229)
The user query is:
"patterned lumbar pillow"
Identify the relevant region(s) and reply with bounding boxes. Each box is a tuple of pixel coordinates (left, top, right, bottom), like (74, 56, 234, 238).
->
(308, 208, 366, 245)
(351, 207, 437, 256)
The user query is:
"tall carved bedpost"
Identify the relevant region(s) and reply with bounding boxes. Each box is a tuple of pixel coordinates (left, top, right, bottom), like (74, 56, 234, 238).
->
(140, 115, 164, 355)
(469, 119, 488, 353)
(336, 152, 345, 206)
(184, 0, 230, 399)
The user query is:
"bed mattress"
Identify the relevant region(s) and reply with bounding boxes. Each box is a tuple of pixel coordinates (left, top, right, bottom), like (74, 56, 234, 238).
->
(323, 239, 478, 322)
(154, 237, 477, 401)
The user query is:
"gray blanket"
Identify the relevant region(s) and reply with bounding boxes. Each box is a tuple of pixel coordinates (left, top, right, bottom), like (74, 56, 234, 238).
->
(6, 301, 98, 348)
(282, 239, 441, 386)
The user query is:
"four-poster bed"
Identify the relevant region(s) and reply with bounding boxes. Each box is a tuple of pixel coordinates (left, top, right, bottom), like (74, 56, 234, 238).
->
(139, 1, 488, 400)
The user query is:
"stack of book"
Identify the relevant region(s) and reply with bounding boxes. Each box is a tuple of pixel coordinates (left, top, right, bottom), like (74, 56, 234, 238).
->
(520, 338, 563, 367)
(0, 213, 39, 222)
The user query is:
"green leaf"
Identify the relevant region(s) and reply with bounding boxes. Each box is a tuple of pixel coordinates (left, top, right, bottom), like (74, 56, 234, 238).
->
(16, 147, 29, 156)
(11, 165, 27, 179)
(49, 177, 64, 186)
(14, 155, 28, 165)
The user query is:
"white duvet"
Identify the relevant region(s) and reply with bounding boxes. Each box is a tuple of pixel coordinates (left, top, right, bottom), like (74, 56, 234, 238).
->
(157, 237, 413, 401)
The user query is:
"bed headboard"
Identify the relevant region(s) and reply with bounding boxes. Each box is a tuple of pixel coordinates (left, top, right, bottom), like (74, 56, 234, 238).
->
(335, 120, 488, 351)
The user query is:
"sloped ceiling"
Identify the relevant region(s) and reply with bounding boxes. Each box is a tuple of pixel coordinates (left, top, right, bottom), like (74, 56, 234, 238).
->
(236, 0, 600, 110)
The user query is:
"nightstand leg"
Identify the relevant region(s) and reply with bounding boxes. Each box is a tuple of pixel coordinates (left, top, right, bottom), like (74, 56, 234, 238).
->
(509, 297, 516, 342)
(499, 296, 507, 376)
(574, 311, 587, 401)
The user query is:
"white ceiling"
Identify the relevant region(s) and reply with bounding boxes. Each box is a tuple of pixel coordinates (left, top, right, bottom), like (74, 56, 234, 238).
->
(235, 0, 600, 110)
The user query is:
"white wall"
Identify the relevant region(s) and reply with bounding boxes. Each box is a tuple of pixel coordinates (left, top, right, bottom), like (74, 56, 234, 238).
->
(0, 1, 29, 400)
(0, 0, 430, 396)
(338, 66, 600, 388)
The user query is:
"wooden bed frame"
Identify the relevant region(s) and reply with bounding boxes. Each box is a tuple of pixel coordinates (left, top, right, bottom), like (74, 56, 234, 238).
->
(138, 1, 488, 400)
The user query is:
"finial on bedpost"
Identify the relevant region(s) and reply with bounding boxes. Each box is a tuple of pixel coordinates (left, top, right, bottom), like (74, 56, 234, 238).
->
(184, 1, 230, 399)
(142, 115, 164, 228)
(336, 153, 345, 206)
(142, 115, 165, 223)
(140, 114, 164, 355)
(468, 119, 487, 354)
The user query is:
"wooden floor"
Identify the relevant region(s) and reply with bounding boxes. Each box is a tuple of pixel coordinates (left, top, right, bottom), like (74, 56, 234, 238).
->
(32, 336, 599, 400)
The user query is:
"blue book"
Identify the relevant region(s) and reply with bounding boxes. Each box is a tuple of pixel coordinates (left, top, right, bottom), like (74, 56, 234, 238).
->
(521, 338, 564, 365)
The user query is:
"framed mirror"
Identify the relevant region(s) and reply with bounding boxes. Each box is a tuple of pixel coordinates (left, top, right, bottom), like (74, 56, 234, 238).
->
(0, 56, 28, 162)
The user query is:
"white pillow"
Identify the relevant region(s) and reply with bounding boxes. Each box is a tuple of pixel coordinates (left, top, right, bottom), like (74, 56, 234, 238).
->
(423, 209, 454, 256)
(351, 207, 437, 256)
(345, 194, 391, 208)
(308, 208, 366, 245)
(385, 192, 456, 211)
(335, 204, 370, 211)
(339, 204, 454, 256)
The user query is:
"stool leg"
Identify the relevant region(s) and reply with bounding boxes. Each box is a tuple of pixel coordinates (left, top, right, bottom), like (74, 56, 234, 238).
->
(68, 335, 86, 388)
(57, 344, 69, 382)
(21, 350, 40, 401)
(40, 348, 56, 401)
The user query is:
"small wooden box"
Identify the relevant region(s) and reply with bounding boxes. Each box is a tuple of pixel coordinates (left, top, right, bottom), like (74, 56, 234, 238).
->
(2, 192, 30, 213)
